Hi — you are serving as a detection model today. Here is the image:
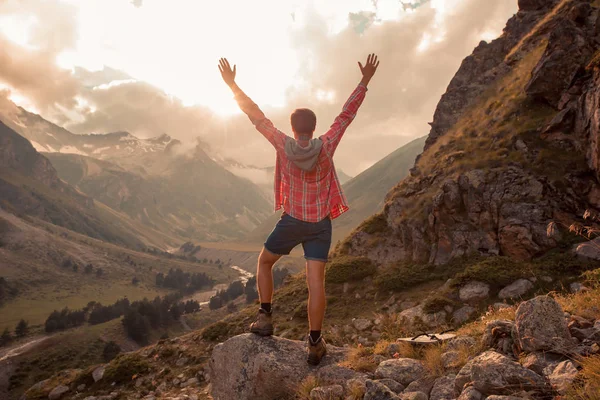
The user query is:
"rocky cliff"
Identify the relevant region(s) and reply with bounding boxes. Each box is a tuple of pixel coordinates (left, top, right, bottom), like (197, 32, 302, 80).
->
(340, 0, 600, 266)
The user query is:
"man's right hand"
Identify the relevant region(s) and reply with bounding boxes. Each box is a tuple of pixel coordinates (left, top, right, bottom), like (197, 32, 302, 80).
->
(218, 58, 237, 87)
(358, 53, 380, 87)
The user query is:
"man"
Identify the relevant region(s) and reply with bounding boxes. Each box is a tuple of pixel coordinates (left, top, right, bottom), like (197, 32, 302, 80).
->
(219, 54, 379, 365)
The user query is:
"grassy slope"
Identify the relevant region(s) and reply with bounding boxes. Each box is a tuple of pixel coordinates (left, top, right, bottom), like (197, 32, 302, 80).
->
(0, 209, 235, 331)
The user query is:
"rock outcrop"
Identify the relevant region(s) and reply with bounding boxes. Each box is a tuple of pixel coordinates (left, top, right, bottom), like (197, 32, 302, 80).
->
(208, 334, 351, 400)
(341, 0, 600, 266)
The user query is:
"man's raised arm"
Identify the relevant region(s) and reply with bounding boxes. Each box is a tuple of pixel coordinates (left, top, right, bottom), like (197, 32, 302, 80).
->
(218, 58, 285, 150)
(321, 53, 380, 155)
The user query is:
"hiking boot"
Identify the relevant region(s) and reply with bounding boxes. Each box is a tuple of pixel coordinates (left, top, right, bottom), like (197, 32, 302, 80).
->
(307, 335, 327, 365)
(250, 308, 274, 336)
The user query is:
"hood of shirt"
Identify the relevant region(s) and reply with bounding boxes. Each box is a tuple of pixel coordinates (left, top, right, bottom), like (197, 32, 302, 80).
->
(284, 137, 323, 172)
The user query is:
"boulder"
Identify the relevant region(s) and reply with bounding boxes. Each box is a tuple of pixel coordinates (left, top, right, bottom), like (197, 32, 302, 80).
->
(548, 360, 579, 394)
(470, 351, 548, 395)
(485, 396, 525, 400)
(316, 364, 368, 386)
(521, 352, 565, 376)
(447, 336, 476, 351)
(374, 358, 427, 386)
(353, 318, 373, 331)
(430, 375, 456, 400)
(309, 385, 344, 400)
(208, 334, 350, 400)
(570, 282, 589, 293)
(92, 366, 105, 382)
(441, 350, 461, 369)
(364, 379, 400, 400)
(453, 306, 477, 325)
(403, 378, 435, 395)
(455, 359, 475, 394)
(375, 379, 404, 394)
(498, 279, 534, 299)
(48, 385, 69, 400)
(574, 237, 600, 260)
(457, 386, 484, 400)
(459, 282, 490, 303)
(514, 296, 572, 353)
(481, 320, 515, 356)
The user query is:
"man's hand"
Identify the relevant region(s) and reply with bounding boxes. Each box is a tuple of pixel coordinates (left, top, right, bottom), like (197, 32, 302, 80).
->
(218, 58, 237, 87)
(358, 53, 380, 87)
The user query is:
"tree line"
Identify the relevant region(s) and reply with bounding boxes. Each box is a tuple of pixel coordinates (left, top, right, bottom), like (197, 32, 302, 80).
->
(155, 268, 215, 294)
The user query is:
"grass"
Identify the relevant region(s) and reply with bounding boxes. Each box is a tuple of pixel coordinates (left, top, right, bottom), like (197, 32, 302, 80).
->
(357, 213, 390, 235)
(565, 355, 600, 400)
(342, 346, 379, 373)
(325, 256, 377, 284)
(103, 352, 151, 384)
(422, 345, 445, 378)
(296, 375, 321, 400)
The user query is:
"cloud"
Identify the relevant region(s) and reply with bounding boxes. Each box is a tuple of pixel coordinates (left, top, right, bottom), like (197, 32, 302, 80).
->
(0, 0, 518, 175)
(131, 0, 143, 8)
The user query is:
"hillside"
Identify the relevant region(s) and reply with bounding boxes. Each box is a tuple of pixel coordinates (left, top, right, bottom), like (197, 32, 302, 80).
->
(44, 152, 271, 242)
(245, 136, 425, 245)
(339, 0, 600, 266)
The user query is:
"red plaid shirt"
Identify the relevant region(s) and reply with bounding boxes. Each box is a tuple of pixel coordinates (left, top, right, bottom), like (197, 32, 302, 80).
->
(234, 84, 368, 222)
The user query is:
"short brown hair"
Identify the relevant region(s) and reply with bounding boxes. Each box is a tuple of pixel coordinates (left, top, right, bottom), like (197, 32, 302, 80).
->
(290, 108, 316, 136)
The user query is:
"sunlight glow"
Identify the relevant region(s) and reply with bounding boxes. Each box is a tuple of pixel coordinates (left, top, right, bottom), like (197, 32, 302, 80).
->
(0, 15, 37, 49)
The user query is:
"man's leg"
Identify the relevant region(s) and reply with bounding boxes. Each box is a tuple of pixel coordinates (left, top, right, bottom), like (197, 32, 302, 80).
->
(306, 259, 327, 333)
(257, 247, 281, 307)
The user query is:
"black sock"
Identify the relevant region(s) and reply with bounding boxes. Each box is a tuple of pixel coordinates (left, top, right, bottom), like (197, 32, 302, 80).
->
(309, 330, 321, 343)
(260, 303, 272, 313)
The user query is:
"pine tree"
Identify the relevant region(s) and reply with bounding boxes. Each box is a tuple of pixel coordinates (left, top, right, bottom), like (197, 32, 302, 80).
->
(0, 327, 12, 346)
(15, 319, 28, 337)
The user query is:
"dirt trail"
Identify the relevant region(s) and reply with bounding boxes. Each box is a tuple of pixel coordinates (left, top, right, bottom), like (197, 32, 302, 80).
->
(0, 336, 50, 362)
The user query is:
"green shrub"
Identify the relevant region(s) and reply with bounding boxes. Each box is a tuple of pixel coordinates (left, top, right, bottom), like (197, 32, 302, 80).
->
(374, 262, 437, 292)
(325, 256, 377, 284)
(103, 353, 150, 384)
(451, 257, 527, 289)
(359, 213, 390, 235)
(534, 251, 600, 277)
(201, 321, 231, 342)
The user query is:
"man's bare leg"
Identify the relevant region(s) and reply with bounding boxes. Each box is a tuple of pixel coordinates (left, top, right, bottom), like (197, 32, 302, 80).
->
(250, 247, 281, 336)
(306, 259, 327, 332)
(257, 247, 281, 305)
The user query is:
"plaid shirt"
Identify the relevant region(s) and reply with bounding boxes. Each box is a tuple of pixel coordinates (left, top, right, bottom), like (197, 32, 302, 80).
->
(234, 84, 368, 222)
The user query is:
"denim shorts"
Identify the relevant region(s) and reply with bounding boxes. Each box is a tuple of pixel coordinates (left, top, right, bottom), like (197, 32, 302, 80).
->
(264, 213, 332, 262)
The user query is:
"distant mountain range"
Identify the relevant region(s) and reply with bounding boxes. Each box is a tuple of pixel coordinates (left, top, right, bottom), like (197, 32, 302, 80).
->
(0, 103, 273, 243)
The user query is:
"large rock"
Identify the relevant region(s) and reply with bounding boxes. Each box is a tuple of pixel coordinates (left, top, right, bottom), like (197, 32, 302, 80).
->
(48, 385, 69, 400)
(574, 237, 600, 260)
(458, 386, 484, 400)
(92, 365, 105, 382)
(469, 351, 548, 395)
(521, 352, 565, 376)
(459, 282, 490, 303)
(429, 375, 456, 400)
(374, 359, 427, 386)
(514, 296, 572, 353)
(364, 379, 400, 400)
(208, 334, 350, 400)
(453, 306, 477, 325)
(548, 360, 579, 394)
(309, 385, 344, 400)
(481, 320, 515, 356)
(498, 279, 534, 299)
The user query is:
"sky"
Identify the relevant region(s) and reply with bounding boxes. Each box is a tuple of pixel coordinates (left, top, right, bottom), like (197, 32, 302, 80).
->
(0, 0, 518, 175)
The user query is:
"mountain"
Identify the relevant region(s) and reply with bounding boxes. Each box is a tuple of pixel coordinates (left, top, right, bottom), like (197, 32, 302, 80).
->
(333, 136, 426, 241)
(0, 102, 273, 241)
(0, 120, 195, 249)
(0, 102, 181, 163)
(44, 148, 272, 241)
(338, 0, 600, 266)
(245, 136, 426, 244)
